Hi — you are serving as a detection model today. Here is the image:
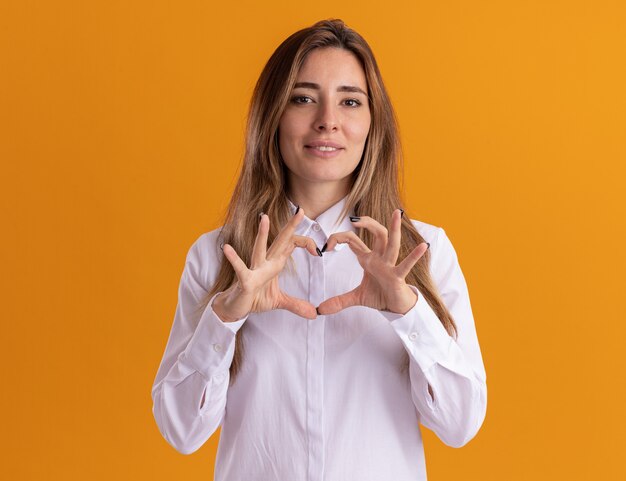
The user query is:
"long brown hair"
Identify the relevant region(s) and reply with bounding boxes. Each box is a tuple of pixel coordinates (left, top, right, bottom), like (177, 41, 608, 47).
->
(200, 18, 458, 384)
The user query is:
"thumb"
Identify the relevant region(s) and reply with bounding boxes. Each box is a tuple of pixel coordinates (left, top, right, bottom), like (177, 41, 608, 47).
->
(316, 289, 359, 316)
(277, 292, 317, 320)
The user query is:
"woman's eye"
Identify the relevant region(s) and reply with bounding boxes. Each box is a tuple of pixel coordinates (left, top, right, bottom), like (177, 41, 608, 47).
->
(344, 99, 362, 107)
(290, 96, 362, 107)
(291, 96, 312, 104)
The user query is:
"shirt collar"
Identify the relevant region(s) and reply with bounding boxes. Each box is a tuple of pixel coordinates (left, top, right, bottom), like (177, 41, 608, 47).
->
(286, 194, 357, 238)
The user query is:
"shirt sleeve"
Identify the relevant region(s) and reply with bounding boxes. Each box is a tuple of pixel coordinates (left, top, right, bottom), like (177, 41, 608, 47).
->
(151, 234, 248, 455)
(380, 227, 487, 448)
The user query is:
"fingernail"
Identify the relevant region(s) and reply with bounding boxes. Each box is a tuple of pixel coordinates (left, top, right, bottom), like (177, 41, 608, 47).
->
(399, 208, 404, 218)
(321, 242, 327, 253)
(316, 246, 323, 257)
(349, 216, 360, 222)
(427, 242, 430, 250)
(219, 242, 224, 251)
(259, 211, 264, 220)
(294, 205, 300, 215)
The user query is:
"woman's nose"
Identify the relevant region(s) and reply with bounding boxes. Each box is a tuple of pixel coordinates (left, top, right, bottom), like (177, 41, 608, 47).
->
(314, 103, 338, 132)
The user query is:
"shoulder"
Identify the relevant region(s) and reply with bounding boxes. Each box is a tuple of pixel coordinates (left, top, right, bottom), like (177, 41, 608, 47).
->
(409, 218, 442, 244)
(409, 218, 456, 253)
(183, 226, 225, 290)
(409, 218, 460, 280)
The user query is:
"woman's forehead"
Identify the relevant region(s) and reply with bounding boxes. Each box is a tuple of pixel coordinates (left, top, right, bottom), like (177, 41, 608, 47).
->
(295, 48, 367, 89)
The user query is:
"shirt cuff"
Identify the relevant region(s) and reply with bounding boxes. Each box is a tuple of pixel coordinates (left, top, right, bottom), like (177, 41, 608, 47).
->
(181, 292, 249, 379)
(381, 285, 454, 372)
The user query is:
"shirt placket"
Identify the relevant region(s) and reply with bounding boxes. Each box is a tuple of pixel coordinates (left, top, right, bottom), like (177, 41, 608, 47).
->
(306, 221, 327, 481)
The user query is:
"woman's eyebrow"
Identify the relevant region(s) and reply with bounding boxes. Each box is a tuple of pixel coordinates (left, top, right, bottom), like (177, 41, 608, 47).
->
(293, 82, 367, 96)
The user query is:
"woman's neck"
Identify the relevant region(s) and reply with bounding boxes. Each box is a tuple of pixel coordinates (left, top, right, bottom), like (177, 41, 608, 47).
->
(286, 181, 350, 220)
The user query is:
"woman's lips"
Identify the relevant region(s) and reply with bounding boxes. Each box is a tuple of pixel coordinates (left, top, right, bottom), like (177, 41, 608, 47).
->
(304, 146, 344, 158)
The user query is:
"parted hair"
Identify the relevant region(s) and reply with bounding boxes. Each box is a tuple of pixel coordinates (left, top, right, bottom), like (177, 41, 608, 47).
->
(198, 18, 458, 384)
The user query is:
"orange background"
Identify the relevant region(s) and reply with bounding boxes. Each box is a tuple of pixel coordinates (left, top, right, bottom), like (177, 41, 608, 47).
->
(1, 1, 625, 479)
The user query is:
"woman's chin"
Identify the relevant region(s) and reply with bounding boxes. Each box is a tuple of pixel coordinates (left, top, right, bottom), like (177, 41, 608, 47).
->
(297, 171, 354, 185)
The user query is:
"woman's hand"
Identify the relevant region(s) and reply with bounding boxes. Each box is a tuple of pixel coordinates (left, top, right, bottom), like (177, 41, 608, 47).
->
(213, 208, 320, 322)
(316, 209, 429, 316)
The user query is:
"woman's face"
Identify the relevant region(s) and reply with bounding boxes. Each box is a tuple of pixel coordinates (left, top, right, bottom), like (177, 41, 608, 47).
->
(278, 47, 371, 194)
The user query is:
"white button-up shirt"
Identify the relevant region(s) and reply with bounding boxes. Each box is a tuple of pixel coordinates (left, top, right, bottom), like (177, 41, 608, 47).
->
(151, 195, 487, 480)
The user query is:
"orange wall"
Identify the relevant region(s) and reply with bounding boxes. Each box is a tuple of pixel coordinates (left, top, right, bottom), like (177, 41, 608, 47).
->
(1, 1, 624, 479)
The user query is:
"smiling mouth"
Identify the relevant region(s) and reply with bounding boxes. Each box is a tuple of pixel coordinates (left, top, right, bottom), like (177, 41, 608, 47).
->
(304, 145, 344, 158)
(308, 146, 340, 152)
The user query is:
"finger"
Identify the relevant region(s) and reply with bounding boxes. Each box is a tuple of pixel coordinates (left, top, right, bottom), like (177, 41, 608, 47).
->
(348, 215, 388, 256)
(277, 292, 317, 319)
(288, 235, 322, 258)
(267, 207, 306, 258)
(324, 231, 371, 256)
(395, 242, 428, 279)
(250, 214, 269, 269)
(316, 287, 360, 315)
(267, 235, 321, 265)
(222, 243, 250, 279)
(383, 209, 403, 265)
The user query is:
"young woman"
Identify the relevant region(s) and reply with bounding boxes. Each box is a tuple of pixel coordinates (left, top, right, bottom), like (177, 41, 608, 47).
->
(151, 18, 487, 481)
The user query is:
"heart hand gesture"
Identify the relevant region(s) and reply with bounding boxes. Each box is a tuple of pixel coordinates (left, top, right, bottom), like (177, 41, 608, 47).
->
(214, 208, 321, 322)
(316, 209, 429, 316)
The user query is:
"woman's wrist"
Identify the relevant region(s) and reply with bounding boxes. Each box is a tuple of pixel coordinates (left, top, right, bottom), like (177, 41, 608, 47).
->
(212, 292, 246, 323)
(385, 285, 418, 315)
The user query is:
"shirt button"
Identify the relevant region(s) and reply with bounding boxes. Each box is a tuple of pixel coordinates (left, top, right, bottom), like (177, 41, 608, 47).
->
(213, 343, 223, 352)
(409, 331, 419, 341)
(313, 224, 321, 232)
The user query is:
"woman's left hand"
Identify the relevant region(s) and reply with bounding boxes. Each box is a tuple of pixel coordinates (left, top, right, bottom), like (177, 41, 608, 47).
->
(316, 209, 429, 316)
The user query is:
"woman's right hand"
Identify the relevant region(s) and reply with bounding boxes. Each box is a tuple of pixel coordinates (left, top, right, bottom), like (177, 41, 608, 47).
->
(212, 207, 320, 322)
